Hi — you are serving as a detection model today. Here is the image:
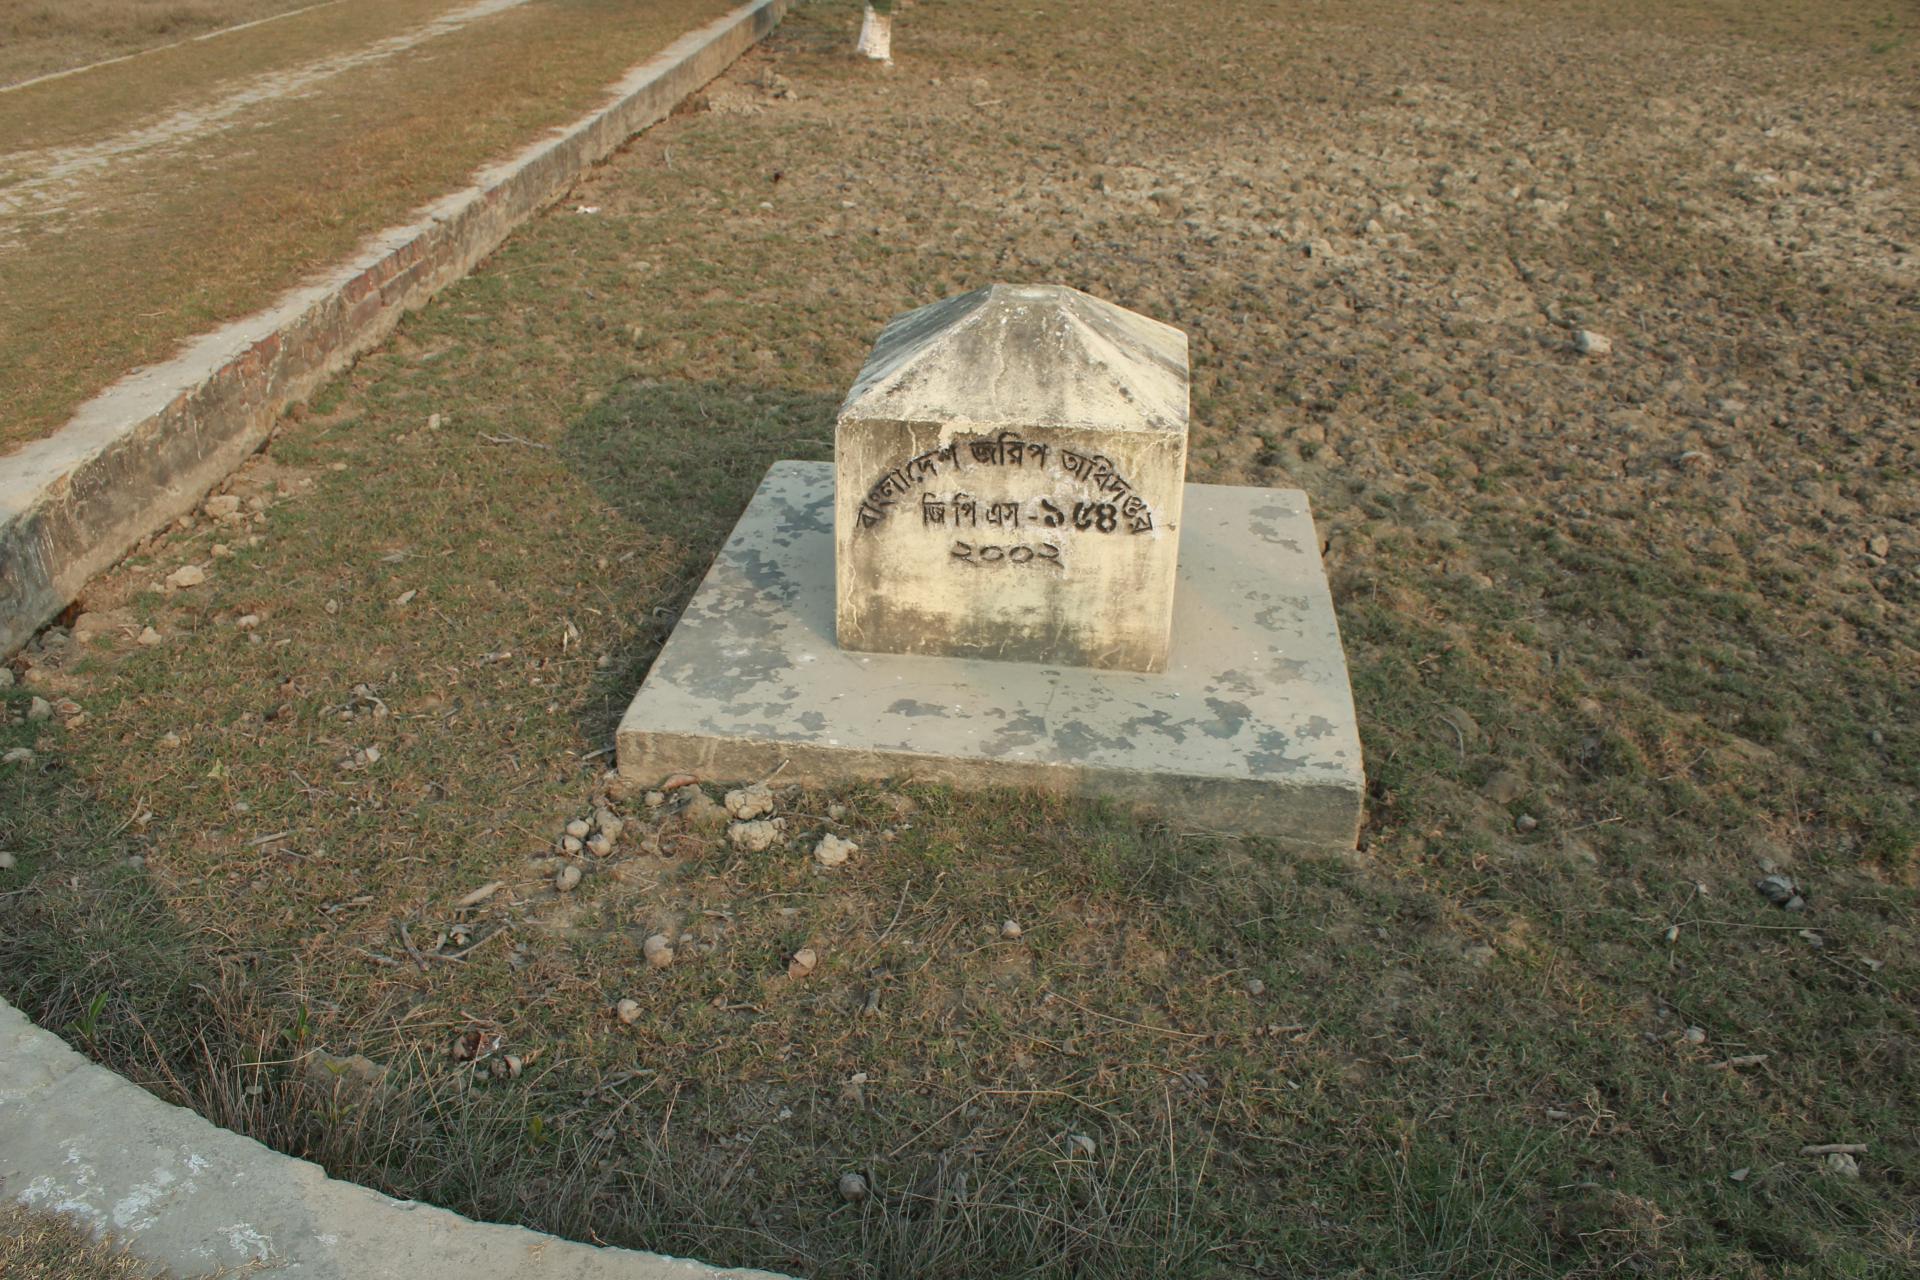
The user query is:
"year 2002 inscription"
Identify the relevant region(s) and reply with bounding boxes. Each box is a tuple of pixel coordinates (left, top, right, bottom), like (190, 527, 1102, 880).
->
(950, 540, 1060, 568)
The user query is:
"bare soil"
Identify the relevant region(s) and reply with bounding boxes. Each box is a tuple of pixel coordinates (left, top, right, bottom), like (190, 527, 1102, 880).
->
(3, 1, 1917, 1276)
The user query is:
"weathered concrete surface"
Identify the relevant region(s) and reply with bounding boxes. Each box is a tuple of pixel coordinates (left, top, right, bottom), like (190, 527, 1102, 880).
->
(623, 462, 1364, 847)
(0, 0, 794, 658)
(836, 284, 1189, 673)
(0, 997, 788, 1279)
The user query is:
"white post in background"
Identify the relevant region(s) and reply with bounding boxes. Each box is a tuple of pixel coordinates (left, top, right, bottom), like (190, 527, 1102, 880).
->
(856, 3, 893, 61)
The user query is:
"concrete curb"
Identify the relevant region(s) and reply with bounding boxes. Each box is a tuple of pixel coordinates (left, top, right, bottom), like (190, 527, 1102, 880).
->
(0, 997, 792, 1278)
(0, 0, 796, 657)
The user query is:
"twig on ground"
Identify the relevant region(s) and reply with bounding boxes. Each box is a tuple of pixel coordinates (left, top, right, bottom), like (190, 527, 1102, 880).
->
(480, 433, 550, 450)
(1708, 1053, 1769, 1070)
(1048, 991, 1213, 1040)
(397, 919, 429, 971)
(1800, 1143, 1867, 1156)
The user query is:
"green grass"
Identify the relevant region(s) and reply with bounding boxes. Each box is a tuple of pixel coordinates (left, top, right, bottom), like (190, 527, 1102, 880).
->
(2, 0, 1917, 1275)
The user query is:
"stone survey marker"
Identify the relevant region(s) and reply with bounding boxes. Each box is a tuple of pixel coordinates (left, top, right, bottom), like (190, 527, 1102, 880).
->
(837, 285, 1187, 672)
(618, 286, 1365, 846)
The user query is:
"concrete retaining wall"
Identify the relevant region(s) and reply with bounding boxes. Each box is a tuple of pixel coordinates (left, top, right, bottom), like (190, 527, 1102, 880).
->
(0, 998, 789, 1278)
(0, 0, 794, 657)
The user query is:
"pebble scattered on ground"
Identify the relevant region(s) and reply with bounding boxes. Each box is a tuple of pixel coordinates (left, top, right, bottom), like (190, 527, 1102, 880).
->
(642, 933, 675, 969)
(729, 818, 782, 852)
(725, 784, 775, 820)
(814, 833, 857, 867)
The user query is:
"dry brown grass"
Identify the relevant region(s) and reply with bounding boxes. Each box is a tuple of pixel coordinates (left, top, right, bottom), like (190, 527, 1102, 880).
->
(0, 0, 736, 451)
(1, 0, 1915, 1275)
(0, 1200, 190, 1279)
(0, 0, 323, 87)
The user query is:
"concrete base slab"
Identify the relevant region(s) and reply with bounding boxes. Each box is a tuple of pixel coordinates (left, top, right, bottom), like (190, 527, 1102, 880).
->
(618, 462, 1364, 847)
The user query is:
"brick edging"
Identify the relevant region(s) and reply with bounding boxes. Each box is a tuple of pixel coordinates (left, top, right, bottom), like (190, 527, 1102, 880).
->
(0, 0, 795, 657)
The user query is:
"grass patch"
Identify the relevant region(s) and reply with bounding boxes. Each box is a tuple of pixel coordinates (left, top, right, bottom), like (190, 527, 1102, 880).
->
(3, 0, 1916, 1275)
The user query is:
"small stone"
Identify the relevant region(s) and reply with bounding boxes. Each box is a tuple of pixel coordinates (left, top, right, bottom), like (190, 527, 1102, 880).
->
(554, 864, 582, 892)
(235, 614, 260, 630)
(2, 748, 32, 766)
(1574, 329, 1612, 356)
(642, 933, 675, 969)
(427, 413, 443, 430)
(644, 790, 666, 808)
(586, 834, 613, 858)
(999, 919, 1023, 940)
(204, 494, 241, 518)
(1480, 770, 1526, 805)
(1515, 813, 1539, 833)
(325, 600, 340, 615)
(1825, 1152, 1860, 1178)
(1728, 1167, 1750, 1182)
(827, 802, 847, 821)
(1067, 1133, 1097, 1157)
(27, 696, 52, 722)
(615, 998, 641, 1025)
(166, 564, 206, 589)
(210, 543, 234, 559)
(1664, 924, 1682, 943)
(837, 1172, 868, 1203)
(1754, 874, 1799, 908)
(565, 818, 592, 840)
(1683, 1026, 1706, 1044)
(594, 808, 625, 842)
(814, 833, 858, 867)
(1243, 977, 1266, 997)
(729, 818, 782, 853)
(1866, 534, 1890, 557)
(158, 731, 182, 749)
(725, 784, 775, 820)
(559, 835, 583, 855)
(137, 627, 163, 647)
(787, 947, 818, 979)
(0, 852, 15, 870)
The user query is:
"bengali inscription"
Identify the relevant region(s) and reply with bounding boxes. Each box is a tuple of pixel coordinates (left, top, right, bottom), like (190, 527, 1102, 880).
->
(856, 430, 1156, 536)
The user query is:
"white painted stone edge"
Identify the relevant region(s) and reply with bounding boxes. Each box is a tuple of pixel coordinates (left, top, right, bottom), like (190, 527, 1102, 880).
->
(0, 997, 792, 1278)
(0, 0, 798, 657)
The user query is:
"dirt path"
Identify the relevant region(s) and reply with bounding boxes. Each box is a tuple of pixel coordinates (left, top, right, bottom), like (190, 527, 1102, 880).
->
(0, 0, 538, 222)
(0, 0, 736, 451)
